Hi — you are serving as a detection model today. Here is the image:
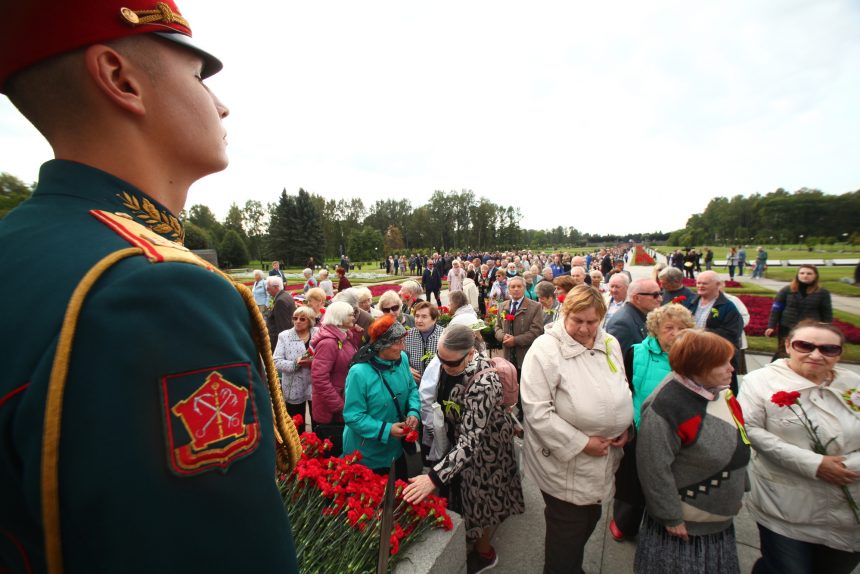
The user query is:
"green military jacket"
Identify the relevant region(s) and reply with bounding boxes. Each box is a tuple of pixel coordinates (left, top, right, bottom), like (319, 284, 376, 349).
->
(0, 160, 298, 573)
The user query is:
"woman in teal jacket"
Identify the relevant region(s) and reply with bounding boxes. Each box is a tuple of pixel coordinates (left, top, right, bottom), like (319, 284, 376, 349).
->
(610, 303, 694, 542)
(343, 315, 421, 479)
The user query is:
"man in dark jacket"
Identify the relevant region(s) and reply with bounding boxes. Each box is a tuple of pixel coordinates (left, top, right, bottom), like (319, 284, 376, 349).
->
(688, 271, 744, 394)
(422, 260, 443, 306)
(605, 279, 662, 355)
(266, 276, 295, 348)
(658, 267, 694, 308)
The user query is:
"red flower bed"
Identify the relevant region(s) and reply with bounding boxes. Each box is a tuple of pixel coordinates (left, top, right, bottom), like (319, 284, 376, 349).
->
(682, 278, 741, 288)
(633, 245, 656, 266)
(737, 294, 860, 344)
(366, 283, 404, 297)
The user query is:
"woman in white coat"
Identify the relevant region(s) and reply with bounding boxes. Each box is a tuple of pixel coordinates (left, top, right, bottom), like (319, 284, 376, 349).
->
(739, 320, 860, 574)
(521, 285, 634, 574)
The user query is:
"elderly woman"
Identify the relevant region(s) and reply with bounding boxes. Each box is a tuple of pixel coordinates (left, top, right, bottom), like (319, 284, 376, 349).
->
(399, 280, 423, 316)
(351, 286, 381, 320)
(378, 290, 415, 328)
(342, 315, 420, 480)
(309, 301, 361, 456)
(335, 266, 351, 293)
(535, 281, 560, 326)
(634, 330, 749, 574)
(404, 301, 444, 384)
(477, 264, 492, 316)
(552, 275, 576, 301)
(610, 303, 695, 542)
(273, 305, 317, 431)
(317, 268, 334, 298)
(739, 321, 860, 574)
(522, 271, 537, 300)
(488, 269, 508, 305)
(765, 264, 833, 360)
(521, 285, 633, 574)
(302, 268, 317, 293)
(252, 269, 268, 314)
(404, 324, 524, 574)
(448, 259, 466, 293)
(304, 287, 327, 325)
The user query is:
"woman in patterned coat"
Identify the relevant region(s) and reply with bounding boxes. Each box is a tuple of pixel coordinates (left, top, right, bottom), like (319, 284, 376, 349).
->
(404, 324, 524, 574)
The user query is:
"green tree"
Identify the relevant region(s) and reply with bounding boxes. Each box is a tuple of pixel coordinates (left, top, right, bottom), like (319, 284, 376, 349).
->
(348, 226, 384, 262)
(241, 199, 267, 264)
(0, 172, 34, 219)
(183, 221, 215, 250)
(219, 229, 250, 268)
(223, 202, 246, 239)
(187, 204, 224, 241)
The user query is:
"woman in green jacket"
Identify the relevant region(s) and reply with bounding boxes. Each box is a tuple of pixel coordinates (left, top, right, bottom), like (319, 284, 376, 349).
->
(342, 315, 421, 479)
(610, 303, 694, 542)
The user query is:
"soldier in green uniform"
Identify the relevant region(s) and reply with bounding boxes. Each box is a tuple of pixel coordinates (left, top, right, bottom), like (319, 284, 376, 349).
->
(0, 1, 301, 572)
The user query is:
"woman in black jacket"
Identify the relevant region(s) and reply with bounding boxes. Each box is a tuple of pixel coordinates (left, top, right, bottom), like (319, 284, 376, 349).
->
(765, 264, 832, 360)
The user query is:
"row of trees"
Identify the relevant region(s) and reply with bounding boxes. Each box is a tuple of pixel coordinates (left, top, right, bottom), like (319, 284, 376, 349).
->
(668, 188, 860, 247)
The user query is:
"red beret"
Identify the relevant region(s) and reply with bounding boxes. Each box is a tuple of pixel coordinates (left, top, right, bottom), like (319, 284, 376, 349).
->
(0, 0, 222, 93)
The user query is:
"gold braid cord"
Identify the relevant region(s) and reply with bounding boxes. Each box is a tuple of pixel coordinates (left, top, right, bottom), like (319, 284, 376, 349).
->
(231, 281, 302, 472)
(42, 248, 144, 574)
(120, 3, 189, 28)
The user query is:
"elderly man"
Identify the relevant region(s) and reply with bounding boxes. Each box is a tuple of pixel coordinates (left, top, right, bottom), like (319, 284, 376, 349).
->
(399, 280, 424, 315)
(658, 266, 694, 307)
(603, 273, 629, 325)
(570, 256, 593, 285)
(688, 271, 744, 394)
(422, 260, 443, 306)
(494, 276, 545, 390)
(266, 276, 295, 348)
(605, 278, 663, 355)
(570, 266, 589, 287)
(0, 2, 299, 570)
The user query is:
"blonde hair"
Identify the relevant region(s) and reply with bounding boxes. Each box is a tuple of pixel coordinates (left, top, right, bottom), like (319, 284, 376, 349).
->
(561, 285, 607, 320)
(645, 303, 695, 336)
(305, 287, 326, 304)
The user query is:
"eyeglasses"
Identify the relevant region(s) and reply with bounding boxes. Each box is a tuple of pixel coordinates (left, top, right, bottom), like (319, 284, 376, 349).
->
(292, 316, 308, 321)
(438, 353, 469, 367)
(636, 292, 662, 299)
(790, 340, 842, 357)
(381, 305, 400, 313)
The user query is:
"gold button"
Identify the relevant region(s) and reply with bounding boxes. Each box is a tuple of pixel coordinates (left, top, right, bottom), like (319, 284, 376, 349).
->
(120, 7, 140, 25)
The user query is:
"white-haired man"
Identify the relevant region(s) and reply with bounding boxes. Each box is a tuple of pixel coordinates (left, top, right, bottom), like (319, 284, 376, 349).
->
(266, 276, 295, 348)
(603, 273, 630, 325)
(605, 278, 662, 355)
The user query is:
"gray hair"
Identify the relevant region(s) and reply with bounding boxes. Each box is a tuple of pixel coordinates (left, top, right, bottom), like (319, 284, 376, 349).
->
(608, 273, 630, 287)
(378, 290, 402, 309)
(303, 268, 313, 276)
(266, 275, 284, 290)
(332, 288, 359, 310)
(318, 269, 329, 279)
(507, 275, 526, 287)
(658, 266, 684, 284)
(448, 291, 468, 310)
(253, 269, 263, 279)
(536, 281, 555, 298)
(293, 305, 317, 322)
(628, 278, 657, 301)
(438, 324, 476, 354)
(399, 280, 422, 296)
(322, 301, 354, 326)
(353, 286, 373, 303)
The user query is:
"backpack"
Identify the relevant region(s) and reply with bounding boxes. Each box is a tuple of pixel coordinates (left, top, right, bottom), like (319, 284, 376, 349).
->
(466, 356, 519, 408)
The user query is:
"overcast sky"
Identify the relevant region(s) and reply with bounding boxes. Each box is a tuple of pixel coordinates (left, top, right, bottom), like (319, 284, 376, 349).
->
(2, 0, 858, 235)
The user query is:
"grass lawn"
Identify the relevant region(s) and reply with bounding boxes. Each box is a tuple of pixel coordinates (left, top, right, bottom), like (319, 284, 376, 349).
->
(659, 245, 860, 260)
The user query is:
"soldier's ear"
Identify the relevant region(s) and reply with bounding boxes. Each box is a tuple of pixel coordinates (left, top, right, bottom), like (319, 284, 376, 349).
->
(83, 44, 146, 116)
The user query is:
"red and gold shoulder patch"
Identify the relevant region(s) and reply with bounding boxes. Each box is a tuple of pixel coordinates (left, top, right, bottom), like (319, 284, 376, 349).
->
(160, 364, 260, 476)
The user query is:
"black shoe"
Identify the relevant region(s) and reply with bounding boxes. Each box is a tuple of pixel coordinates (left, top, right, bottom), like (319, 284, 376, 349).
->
(467, 547, 498, 574)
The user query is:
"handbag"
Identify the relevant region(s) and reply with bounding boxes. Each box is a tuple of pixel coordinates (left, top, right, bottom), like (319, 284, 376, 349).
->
(378, 372, 424, 478)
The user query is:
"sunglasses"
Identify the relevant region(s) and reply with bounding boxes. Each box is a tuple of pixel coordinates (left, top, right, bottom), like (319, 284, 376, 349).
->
(637, 292, 662, 299)
(292, 316, 308, 321)
(790, 340, 842, 357)
(381, 305, 400, 313)
(438, 353, 469, 367)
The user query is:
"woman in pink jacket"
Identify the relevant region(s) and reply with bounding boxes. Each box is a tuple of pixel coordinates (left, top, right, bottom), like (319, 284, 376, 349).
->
(310, 301, 360, 455)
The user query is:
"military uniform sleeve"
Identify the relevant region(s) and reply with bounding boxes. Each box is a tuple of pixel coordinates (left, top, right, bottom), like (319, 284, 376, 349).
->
(55, 259, 297, 572)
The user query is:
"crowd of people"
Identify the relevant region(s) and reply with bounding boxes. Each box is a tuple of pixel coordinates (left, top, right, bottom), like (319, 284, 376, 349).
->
(258, 247, 857, 574)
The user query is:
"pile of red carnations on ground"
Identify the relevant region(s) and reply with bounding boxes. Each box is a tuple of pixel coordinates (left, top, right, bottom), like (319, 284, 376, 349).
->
(737, 295, 860, 343)
(632, 245, 656, 265)
(279, 416, 453, 574)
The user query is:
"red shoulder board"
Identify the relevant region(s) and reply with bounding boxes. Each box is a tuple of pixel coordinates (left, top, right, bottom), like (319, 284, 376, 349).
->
(160, 364, 261, 476)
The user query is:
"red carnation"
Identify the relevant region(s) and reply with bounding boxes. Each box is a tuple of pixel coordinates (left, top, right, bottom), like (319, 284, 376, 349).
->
(326, 295, 333, 300)
(771, 391, 801, 408)
(292, 414, 304, 428)
(404, 430, 419, 443)
(319, 307, 326, 314)
(671, 295, 687, 304)
(557, 294, 566, 303)
(505, 313, 515, 321)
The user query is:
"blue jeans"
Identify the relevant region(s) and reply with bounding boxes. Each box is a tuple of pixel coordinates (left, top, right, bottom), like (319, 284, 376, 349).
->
(752, 523, 860, 574)
(753, 262, 765, 278)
